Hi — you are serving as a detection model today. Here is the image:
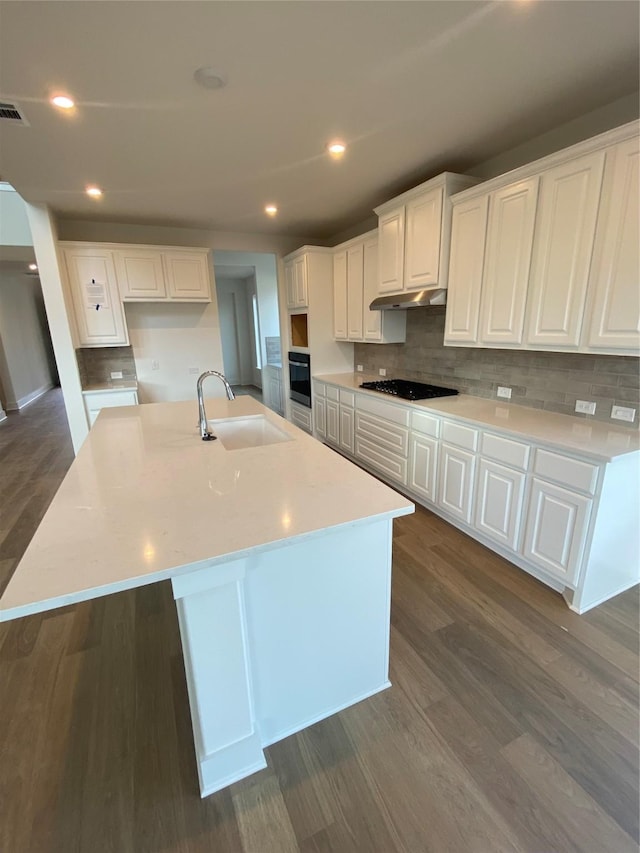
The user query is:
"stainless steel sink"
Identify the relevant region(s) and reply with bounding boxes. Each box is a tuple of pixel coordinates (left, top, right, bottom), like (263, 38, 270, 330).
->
(208, 415, 292, 450)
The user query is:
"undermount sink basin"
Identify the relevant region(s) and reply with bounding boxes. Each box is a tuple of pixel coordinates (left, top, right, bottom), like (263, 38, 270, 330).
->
(208, 415, 292, 450)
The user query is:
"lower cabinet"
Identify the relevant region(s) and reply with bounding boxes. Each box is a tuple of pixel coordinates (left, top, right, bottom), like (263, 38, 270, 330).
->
(326, 399, 339, 444)
(473, 458, 525, 552)
(263, 365, 283, 415)
(408, 434, 438, 502)
(437, 443, 476, 524)
(313, 395, 326, 438)
(290, 401, 312, 433)
(522, 478, 592, 584)
(355, 435, 408, 485)
(339, 406, 355, 455)
(83, 389, 139, 427)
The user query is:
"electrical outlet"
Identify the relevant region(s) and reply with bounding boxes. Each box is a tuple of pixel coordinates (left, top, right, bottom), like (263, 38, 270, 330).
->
(151, 359, 160, 371)
(611, 405, 636, 423)
(188, 366, 200, 375)
(575, 400, 596, 415)
(379, 368, 387, 377)
(497, 386, 512, 400)
(110, 371, 123, 380)
(356, 364, 364, 372)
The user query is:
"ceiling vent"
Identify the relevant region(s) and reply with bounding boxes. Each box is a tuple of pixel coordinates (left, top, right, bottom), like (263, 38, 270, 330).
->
(0, 102, 29, 125)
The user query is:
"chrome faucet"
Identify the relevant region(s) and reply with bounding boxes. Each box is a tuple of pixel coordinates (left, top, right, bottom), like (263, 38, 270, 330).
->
(197, 370, 236, 441)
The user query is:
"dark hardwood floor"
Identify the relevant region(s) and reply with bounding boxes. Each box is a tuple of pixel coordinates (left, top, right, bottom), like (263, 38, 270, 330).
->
(1, 389, 638, 852)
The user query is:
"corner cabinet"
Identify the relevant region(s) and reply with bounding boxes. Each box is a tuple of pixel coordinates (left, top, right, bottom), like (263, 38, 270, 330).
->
(62, 246, 129, 347)
(444, 119, 640, 355)
(333, 231, 406, 344)
(374, 172, 479, 298)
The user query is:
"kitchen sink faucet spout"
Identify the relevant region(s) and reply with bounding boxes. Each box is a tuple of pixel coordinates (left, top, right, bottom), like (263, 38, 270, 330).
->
(197, 371, 236, 441)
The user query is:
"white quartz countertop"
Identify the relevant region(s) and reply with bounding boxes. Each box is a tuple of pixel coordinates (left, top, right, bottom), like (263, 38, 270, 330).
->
(314, 373, 640, 461)
(0, 396, 412, 622)
(82, 381, 139, 394)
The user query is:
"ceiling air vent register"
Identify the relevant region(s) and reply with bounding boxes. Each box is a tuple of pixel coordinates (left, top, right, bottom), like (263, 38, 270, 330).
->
(0, 102, 29, 125)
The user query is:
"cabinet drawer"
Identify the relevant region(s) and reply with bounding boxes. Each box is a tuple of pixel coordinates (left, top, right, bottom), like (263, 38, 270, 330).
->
(290, 402, 312, 433)
(340, 389, 355, 407)
(480, 432, 530, 470)
(356, 393, 410, 426)
(355, 436, 407, 485)
(326, 385, 340, 402)
(533, 449, 599, 495)
(312, 381, 326, 397)
(442, 420, 478, 451)
(355, 412, 409, 457)
(411, 410, 440, 438)
(83, 390, 138, 410)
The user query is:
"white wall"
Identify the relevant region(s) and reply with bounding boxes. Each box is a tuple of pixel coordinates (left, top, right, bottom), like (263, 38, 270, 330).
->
(0, 264, 56, 409)
(0, 185, 33, 249)
(216, 277, 255, 386)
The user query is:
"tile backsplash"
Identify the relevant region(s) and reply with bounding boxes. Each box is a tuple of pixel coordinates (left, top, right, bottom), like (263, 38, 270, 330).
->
(76, 346, 137, 387)
(354, 308, 640, 426)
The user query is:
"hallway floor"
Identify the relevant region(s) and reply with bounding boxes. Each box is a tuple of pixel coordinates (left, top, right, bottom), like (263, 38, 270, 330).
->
(0, 389, 638, 852)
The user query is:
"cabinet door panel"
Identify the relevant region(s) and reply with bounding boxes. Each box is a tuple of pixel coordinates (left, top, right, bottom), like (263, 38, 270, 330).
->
(479, 178, 538, 345)
(164, 251, 211, 301)
(326, 400, 339, 445)
(347, 243, 364, 340)
(585, 138, 640, 350)
(523, 478, 592, 584)
(333, 251, 348, 339)
(437, 443, 475, 523)
(525, 152, 605, 347)
(363, 237, 382, 341)
(474, 459, 525, 551)
(285, 262, 296, 309)
(378, 208, 405, 293)
(64, 249, 129, 347)
(444, 195, 489, 343)
(294, 256, 308, 308)
(313, 395, 326, 438)
(339, 406, 355, 454)
(404, 187, 443, 289)
(114, 249, 167, 300)
(409, 435, 438, 502)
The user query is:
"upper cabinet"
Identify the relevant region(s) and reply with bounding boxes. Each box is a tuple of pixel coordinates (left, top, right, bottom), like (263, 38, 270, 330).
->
(333, 231, 406, 344)
(62, 246, 129, 347)
(163, 249, 211, 301)
(374, 173, 479, 297)
(284, 254, 308, 309)
(444, 120, 640, 356)
(114, 246, 211, 302)
(114, 247, 167, 299)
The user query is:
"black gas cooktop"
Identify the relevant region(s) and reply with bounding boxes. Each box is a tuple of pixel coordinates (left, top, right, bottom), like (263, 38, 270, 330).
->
(359, 379, 459, 401)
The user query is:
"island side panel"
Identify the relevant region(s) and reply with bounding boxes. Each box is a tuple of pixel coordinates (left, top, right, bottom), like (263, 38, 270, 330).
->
(244, 518, 394, 747)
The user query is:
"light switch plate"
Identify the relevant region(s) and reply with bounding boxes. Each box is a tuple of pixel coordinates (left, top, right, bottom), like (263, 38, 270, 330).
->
(497, 386, 512, 400)
(110, 371, 123, 380)
(151, 359, 160, 371)
(356, 364, 363, 372)
(575, 400, 596, 415)
(611, 405, 636, 423)
(379, 368, 387, 376)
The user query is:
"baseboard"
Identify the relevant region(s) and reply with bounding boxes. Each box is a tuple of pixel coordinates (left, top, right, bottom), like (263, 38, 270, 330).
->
(8, 383, 53, 411)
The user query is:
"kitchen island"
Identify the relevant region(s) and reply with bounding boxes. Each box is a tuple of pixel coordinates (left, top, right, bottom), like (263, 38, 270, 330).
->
(0, 396, 413, 796)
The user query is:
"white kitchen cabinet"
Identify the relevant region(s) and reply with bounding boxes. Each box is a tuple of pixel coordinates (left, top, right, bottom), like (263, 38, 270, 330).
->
(375, 173, 478, 297)
(63, 247, 129, 347)
(263, 365, 283, 415)
(164, 250, 211, 301)
(83, 388, 138, 427)
(339, 405, 355, 455)
(523, 478, 592, 584)
(474, 458, 525, 552)
(525, 151, 605, 348)
(437, 443, 476, 523)
(363, 235, 383, 341)
(290, 401, 312, 433)
(313, 395, 326, 438)
(478, 178, 539, 346)
(444, 194, 489, 344)
(408, 434, 438, 502)
(333, 250, 347, 339)
(404, 186, 444, 290)
(584, 137, 640, 352)
(347, 244, 364, 339)
(114, 248, 167, 300)
(293, 256, 308, 308)
(285, 262, 296, 309)
(326, 399, 339, 445)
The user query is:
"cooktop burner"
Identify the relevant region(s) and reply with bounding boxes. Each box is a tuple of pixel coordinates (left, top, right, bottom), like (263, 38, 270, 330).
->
(359, 379, 459, 401)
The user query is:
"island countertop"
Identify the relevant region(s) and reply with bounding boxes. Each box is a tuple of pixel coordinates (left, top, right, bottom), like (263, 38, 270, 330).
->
(0, 396, 413, 622)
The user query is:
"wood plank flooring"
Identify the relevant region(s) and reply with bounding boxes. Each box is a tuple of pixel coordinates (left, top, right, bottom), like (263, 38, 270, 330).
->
(1, 389, 638, 852)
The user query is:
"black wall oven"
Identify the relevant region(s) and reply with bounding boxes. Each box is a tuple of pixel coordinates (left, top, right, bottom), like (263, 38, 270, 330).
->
(288, 351, 311, 408)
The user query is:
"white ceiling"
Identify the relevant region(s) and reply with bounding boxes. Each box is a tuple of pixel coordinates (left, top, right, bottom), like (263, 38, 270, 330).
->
(0, 1, 638, 239)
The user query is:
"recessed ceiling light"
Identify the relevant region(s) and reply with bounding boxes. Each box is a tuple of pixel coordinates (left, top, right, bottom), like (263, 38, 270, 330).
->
(86, 185, 103, 198)
(265, 205, 278, 216)
(327, 141, 347, 158)
(193, 67, 228, 90)
(51, 95, 75, 110)
(28, 263, 38, 271)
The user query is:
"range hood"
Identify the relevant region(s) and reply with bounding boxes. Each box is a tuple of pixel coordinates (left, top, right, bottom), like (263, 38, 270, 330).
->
(369, 288, 447, 310)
